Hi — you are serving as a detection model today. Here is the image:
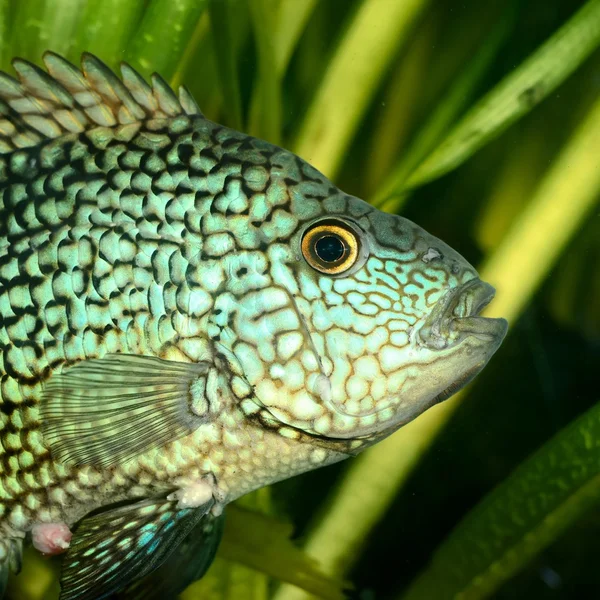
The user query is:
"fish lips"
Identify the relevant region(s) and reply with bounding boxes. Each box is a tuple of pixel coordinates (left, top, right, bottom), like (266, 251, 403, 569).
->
(418, 278, 508, 352)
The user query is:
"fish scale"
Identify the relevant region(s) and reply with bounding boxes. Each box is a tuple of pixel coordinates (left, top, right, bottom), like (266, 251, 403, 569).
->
(0, 101, 339, 495)
(0, 52, 507, 599)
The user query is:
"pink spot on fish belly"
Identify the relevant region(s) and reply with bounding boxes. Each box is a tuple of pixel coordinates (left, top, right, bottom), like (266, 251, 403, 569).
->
(31, 522, 72, 556)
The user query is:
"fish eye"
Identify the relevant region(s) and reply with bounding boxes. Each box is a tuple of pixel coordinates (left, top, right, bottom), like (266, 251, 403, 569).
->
(301, 218, 361, 275)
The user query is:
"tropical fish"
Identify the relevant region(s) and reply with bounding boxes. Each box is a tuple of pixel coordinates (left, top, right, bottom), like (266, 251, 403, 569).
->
(0, 53, 508, 599)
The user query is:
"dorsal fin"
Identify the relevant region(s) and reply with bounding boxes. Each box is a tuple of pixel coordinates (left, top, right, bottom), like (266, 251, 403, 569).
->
(0, 52, 203, 153)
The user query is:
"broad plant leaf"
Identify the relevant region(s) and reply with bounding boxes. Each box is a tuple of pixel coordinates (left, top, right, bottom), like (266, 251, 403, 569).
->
(182, 556, 269, 600)
(183, 490, 347, 600)
(0, 0, 8, 69)
(207, 0, 247, 130)
(273, 0, 318, 74)
(8, 0, 87, 61)
(373, 5, 513, 211)
(74, 0, 145, 69)
(247, 0, 281, 143)
(401, 400, 600, 600)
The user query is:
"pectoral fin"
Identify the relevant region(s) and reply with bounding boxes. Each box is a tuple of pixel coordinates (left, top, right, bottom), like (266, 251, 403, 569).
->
(42, 354, 211, 467)
(59, 497, 217, 600)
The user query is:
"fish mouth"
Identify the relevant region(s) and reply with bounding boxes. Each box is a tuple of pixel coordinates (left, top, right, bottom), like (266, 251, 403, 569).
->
(415, 278, 508, 405)
(418, 278, 508, 351)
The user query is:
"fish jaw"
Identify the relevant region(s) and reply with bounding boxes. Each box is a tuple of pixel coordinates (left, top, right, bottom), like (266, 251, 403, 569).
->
(284, 279, 507, 442)
(373, 278, 508, 433)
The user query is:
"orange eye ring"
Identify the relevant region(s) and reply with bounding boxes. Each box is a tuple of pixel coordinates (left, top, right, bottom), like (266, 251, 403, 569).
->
(301, 219, 360, 275)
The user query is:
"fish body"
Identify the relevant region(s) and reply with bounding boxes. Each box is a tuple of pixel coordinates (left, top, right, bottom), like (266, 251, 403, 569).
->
(0, 53, 507, 598)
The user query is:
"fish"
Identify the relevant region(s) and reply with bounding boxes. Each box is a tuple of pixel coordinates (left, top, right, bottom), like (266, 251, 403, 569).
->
(0, 52, 508, 599)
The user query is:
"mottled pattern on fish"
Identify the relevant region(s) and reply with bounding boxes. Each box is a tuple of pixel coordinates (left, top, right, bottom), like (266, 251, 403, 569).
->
(0, 53, 507, 598)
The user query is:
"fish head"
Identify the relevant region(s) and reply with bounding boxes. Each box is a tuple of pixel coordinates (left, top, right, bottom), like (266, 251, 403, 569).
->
(225, 184, 507, 446)
(293, 200, 508, 444)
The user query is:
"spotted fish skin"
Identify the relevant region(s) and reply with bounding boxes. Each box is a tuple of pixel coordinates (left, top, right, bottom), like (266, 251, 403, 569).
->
(0, 53, 507, 596)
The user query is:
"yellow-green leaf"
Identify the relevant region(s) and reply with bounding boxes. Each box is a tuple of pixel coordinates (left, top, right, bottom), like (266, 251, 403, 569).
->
(125, 0, 207, 81)
(293, 0, 430, 180)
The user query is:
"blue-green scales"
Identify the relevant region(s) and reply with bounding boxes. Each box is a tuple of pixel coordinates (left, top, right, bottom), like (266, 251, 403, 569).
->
(0, 53, 507, 599)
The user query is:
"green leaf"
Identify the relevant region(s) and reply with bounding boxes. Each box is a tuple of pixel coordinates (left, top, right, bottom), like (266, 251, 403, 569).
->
(171, 14, 222, 118)
(0, 0, 9, 69)
(402, 0, 600, 190)
(182, 490, 271, 600)
(218, 504, 348, 600)
(183, 490, 348, 600)
(401, 400, 600, 600)
(373, 7, 513, 210)
(9, 0, 87, 61)
(247, 0, 281, 143)
(273, 0, 318, 74)
(124, 0, 208, 81)
(73, 0, 146, 70)
(363, 14, 438, 195)
(7, 547, 59, 600)
(293, 0, 431, 179)
(206, 0, 247, 130)
(181, 557, 269, 600)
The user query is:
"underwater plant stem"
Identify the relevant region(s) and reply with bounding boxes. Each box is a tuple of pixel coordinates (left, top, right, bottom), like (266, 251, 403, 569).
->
(207, 0, 245, 131)
(182, 490, 347, 600)
(170, 10, 211, 90)
(9, 0, 87, 60)
(293, 0, 430, 180)
(373, 9, 511, 210)
(364, 15, 437, 195)
(274, 68, 600, 600)
(0, 0, 8, 69)
(74, 0, 145, 69)
(248, 0, 318, 143)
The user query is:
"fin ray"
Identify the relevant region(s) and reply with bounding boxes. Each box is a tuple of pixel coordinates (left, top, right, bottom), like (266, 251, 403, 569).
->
(41, 354, 211, 467)
(60, 498, 215, 600)
(119, 510, 224, 599)
(0, 52, 204, 153)
(179, 85, 204, 116)
(151, 72, 183, 117)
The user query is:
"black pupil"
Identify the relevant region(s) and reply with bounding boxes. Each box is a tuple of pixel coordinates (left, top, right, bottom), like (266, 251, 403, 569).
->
(315, 235, 345, 263)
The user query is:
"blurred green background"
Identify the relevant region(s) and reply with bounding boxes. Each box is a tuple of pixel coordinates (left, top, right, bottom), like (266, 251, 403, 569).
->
(1, 0, 599, 598)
